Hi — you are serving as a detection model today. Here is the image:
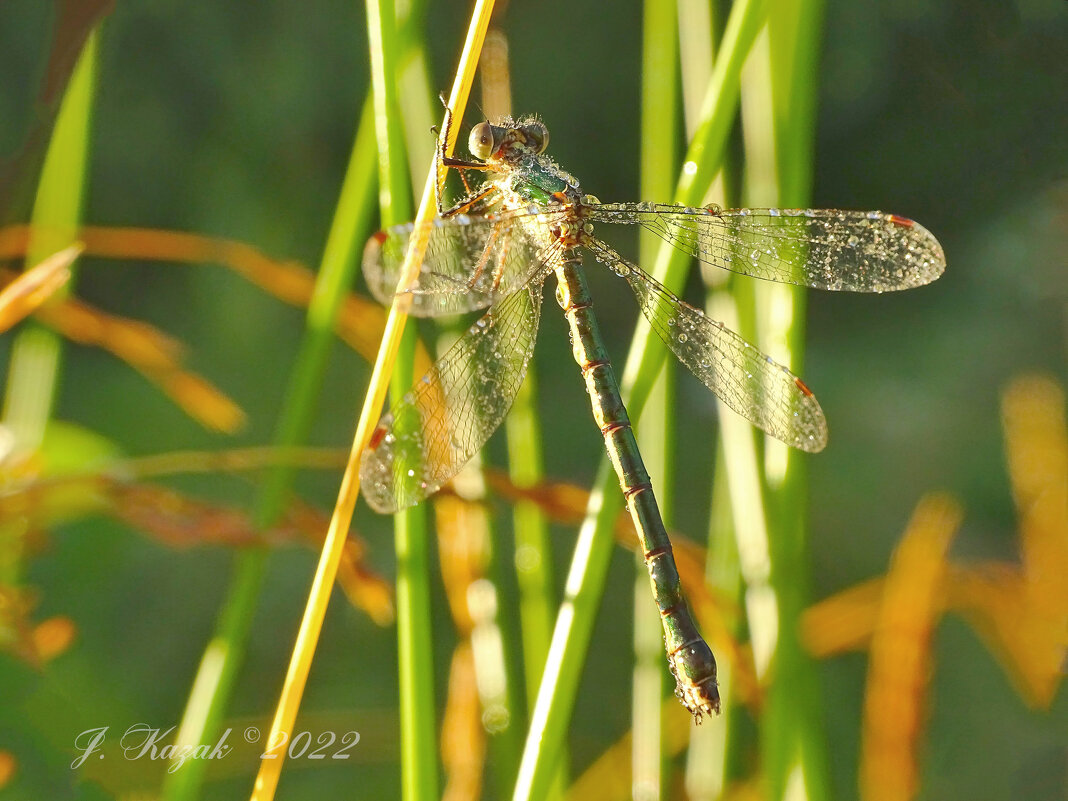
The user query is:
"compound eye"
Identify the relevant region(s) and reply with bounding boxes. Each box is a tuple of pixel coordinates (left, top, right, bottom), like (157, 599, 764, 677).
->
(524, 122, 549, 153)
(469, 122, 497, 160)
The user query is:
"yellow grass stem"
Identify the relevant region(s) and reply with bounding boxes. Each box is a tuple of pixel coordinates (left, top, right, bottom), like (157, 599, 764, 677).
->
(248, 3, 496, 798)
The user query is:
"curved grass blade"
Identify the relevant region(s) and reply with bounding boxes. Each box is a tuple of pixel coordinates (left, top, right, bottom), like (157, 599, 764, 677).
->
(360, 283, 543, 512)
(589, 202, 945, 292)
(364, 206, 566, 316)
(588, 239, 827, 452)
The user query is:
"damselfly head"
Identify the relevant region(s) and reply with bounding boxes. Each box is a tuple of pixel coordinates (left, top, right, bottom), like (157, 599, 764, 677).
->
(469, 121, 500, 160)
(469, 119, 550, 161)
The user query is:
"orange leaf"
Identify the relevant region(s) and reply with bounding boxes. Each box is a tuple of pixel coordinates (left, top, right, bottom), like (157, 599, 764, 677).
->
(802, 577, 886, 657)
(1000, 374, 1068, 704)
(0, 243, 80, 332)
(0, 749, 16, 788)
(150, 371, 246, 434)
(31, 615, 77, 662)
(441, 643, 486, 801)
(860, 493, 962, 801)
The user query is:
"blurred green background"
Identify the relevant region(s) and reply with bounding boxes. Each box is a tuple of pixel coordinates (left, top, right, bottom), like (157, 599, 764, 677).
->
(0, 0, 1065, 799)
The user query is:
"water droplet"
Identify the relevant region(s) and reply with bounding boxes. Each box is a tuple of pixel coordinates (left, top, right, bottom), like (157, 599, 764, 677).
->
(683, 161, 698, 175)
(407, 469, 416, 477)
(678, 333, 688, 343)
(847, 235, 859, 247)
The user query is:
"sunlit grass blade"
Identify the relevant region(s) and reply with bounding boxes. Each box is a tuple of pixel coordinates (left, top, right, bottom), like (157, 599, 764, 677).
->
(678, 3, 749, 797)
(686, 446, 747, 801)
(739, 3, 830, 799)
(633, 1, 680, 797)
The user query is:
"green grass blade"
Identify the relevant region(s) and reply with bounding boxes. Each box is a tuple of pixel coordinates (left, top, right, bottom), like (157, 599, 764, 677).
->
(685, 443, 744, 800)
(159, 94, 378, 801)
(392, 325, 437, 801)
(633, 0, 679, 798)
(505, 368, 556, 712)
(366, 1, 437, 799)
(752, 2, 831, 799)
(675, 3, 754, 796)
(3, 30, 98, 449)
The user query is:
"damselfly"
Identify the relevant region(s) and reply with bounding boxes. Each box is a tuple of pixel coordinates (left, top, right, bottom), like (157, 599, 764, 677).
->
(360, 114, 945, 719)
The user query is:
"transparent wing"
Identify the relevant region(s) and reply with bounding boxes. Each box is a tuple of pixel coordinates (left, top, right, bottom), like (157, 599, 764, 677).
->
(587, 202, 945, 292)
(588, 240, 827, 452)
(360, 283, 545, 513)
(363, 206, 568, 316)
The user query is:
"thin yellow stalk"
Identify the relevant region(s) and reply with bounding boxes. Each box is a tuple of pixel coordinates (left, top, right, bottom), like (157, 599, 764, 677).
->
(248, 3, 496, 798)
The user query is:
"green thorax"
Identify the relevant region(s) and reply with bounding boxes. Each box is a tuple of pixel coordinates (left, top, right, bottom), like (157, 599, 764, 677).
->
(503, 156, 582, 207)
